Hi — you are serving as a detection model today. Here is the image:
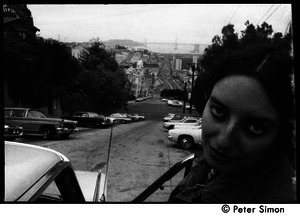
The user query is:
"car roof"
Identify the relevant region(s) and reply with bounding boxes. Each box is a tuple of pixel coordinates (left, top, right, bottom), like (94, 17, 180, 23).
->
(5, 108, 44, 113)
(5, 141, 69, 201)
(5, 107, 29, 110)
(75, 111, 97, 114)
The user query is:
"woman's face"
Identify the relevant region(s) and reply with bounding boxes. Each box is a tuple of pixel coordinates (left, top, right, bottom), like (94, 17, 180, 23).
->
(202, 75, 280, 172)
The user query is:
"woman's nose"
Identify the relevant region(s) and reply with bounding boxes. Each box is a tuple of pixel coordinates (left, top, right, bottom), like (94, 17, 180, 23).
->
(216, 121, 238, 149)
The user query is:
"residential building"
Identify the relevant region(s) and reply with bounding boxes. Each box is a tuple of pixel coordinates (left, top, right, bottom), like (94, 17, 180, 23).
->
(4, 16, 40, 40)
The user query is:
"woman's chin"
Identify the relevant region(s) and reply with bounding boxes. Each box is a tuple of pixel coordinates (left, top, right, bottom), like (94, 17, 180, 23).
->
(203, 148, 235, 172)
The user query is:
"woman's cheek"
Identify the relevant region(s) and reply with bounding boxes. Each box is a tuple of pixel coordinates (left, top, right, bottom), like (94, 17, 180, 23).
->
(201, 106, 214, 144)
(240, 136, 275, 158)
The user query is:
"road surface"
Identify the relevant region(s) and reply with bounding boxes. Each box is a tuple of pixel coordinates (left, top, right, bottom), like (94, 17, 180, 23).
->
(16, 94, 201, 202)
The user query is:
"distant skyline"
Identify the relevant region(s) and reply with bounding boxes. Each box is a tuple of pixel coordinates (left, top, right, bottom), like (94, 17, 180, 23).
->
(27, 4, 292, 45)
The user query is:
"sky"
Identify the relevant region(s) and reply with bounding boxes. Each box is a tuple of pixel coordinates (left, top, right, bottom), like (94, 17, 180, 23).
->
(27, 4, 292, 45)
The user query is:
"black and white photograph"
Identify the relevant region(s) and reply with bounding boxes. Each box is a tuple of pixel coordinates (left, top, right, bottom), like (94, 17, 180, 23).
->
(3, 3, 296, 211)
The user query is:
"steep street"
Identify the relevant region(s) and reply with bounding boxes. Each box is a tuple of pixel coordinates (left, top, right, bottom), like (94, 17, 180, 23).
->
(17, 93, 201, 202)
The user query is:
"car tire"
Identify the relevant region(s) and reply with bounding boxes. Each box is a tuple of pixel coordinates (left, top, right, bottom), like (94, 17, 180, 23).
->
(121, 120, 125, 124)
(178, 136, 193, 149)
(41, 126, 54, 140)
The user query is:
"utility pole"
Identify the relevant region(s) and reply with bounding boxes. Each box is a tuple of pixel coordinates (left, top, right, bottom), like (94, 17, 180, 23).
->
(189, 63, 196, 114)
(182, 82, 187, 114)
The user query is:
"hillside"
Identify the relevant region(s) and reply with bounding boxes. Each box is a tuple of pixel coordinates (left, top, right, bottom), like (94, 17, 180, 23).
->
(104, 39, 144, 47)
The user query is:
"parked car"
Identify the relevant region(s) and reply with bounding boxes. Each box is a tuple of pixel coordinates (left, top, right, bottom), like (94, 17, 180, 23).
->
(135, 97, 146, 102)
(167, 99, 173, 106)
(161, 98, 168, 102)
(168, 125, 202, 149)
(185, 104, 196, 110)
(163, 113, 175, 122)
(163, 117, 201, 130)
(108, 113, 132, 124)
(121, 113, 139, 122)
(4, 125, 23, 141)
(5, 141, 195, 203)
(164, 113, 187, 123)
(61, 111, 112, 128)
(163, 113, 201, 122)
(127, 113, 145, 121)
(4, 107, 78, 140)
(4, 141, 106, 202)
(168, 100, 183, 107)
(173, 118, 202, 129)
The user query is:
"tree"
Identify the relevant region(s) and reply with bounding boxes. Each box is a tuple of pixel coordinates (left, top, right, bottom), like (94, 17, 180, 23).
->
(240, 20, 258, 45)
(79, 38, 131, 114)
(221, 24, 239, 52)
(257, 22, 273, 43)
(201, 35, 225, 73)
(4, 35, 82, 111)
(194, 20, 292, 114)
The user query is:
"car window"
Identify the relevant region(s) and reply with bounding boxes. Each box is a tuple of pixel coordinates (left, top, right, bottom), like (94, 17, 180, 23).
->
(184, 119, 197, 123)
(90, 113, 98, 117)
(36, 180, 64, 202)
(11, 110, 26, 117)
(172, 115, 182, 120)
(4, 110, 11, 117)
(28, 111, 47, 118)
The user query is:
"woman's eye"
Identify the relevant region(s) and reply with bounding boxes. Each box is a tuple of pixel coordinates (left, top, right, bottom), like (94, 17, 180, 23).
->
(210, 106, 224, 118)
(248, 123, 264, 135)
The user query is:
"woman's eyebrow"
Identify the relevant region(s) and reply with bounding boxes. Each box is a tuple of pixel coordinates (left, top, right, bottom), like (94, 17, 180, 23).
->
(209, 95, 228, 110)
(209, 95, 276, 124)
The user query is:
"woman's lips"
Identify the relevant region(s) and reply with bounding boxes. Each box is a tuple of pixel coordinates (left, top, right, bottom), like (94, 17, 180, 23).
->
(209, 145, 232, 161)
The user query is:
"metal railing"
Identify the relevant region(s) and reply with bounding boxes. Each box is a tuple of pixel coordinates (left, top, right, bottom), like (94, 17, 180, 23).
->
(132, 154, 195, 202)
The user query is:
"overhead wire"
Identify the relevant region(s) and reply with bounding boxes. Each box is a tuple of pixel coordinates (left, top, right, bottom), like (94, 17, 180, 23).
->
(246, 4, 263, 24)
(264, 4, 281, 22)
(201, 5, 249, 44)
(222, 5, 235, 26)
(228, 4, 252, 27)
(227, 5, 240, 23)
(199, 10, 214, 44)
(256, 4, 274, 25)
